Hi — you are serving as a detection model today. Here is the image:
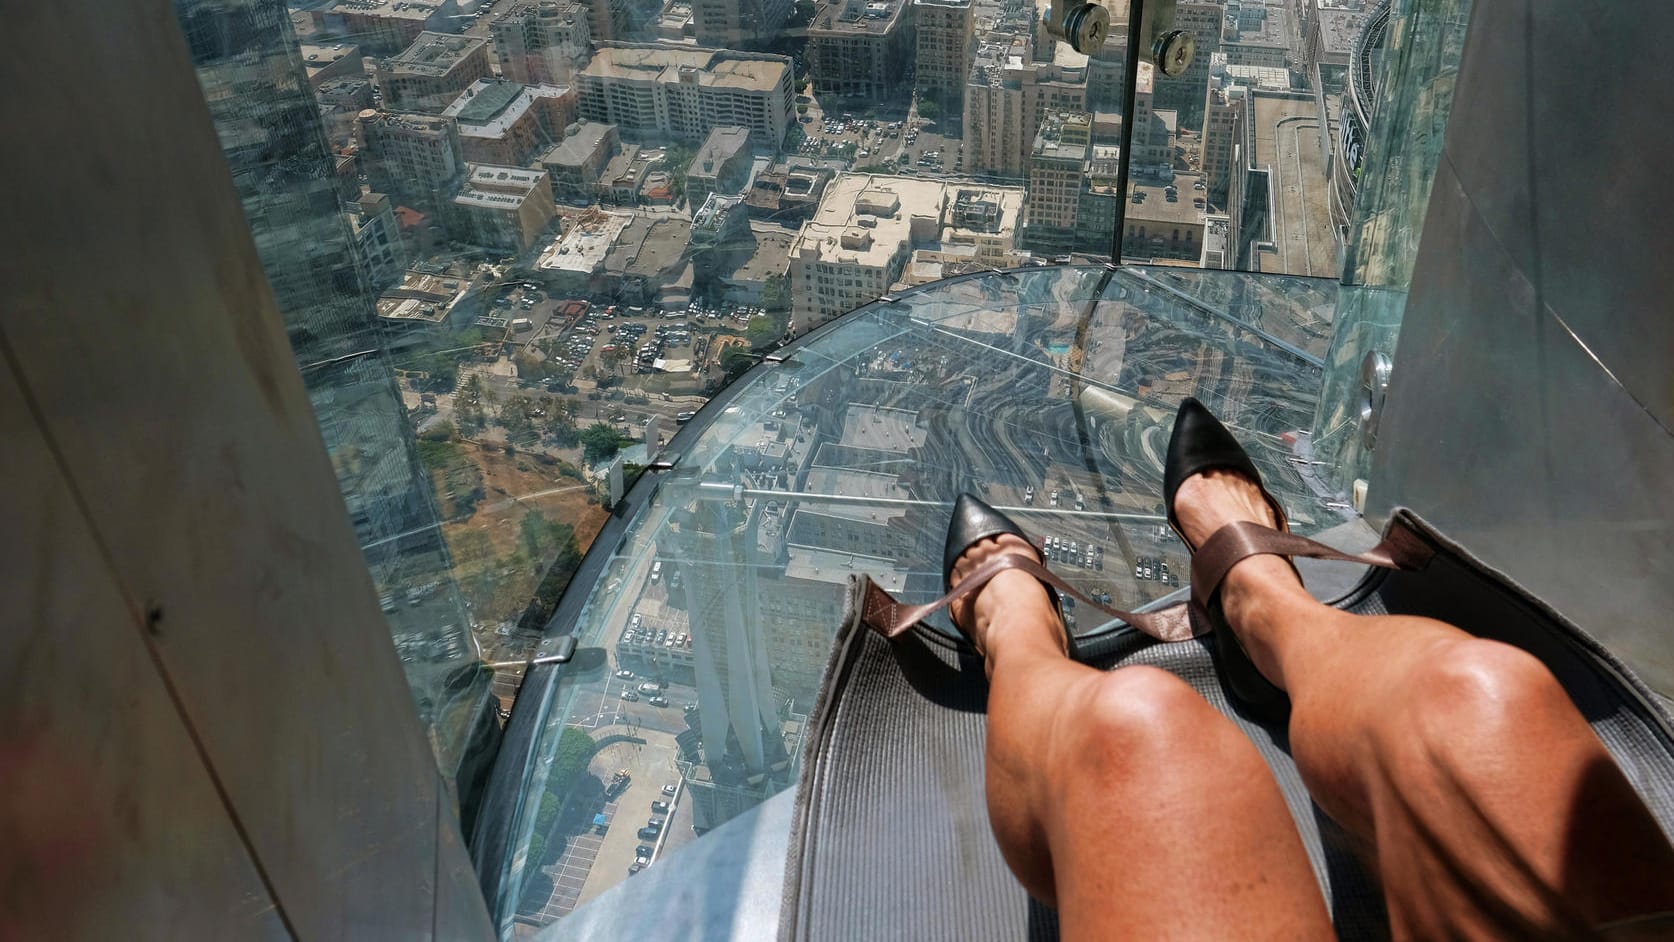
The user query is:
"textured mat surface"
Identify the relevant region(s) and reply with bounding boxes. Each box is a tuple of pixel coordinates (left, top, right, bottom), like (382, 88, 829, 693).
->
(780, 511, 1674, 941)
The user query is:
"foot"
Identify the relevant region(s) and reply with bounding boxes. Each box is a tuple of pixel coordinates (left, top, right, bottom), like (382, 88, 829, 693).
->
(1173, 468, 1309, 687)
(1171, 467, 1281, 548)
(947, 533, 1067, 662)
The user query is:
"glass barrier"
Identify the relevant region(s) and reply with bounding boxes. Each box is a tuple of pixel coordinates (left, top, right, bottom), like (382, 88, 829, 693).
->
(494, 262, 1343, 933)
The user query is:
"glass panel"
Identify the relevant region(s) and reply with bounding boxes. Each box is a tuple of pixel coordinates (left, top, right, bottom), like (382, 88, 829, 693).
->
(495, 264, 1342, 932)
(1310, 0, 1472, 495)
(174, 0, 501, 800)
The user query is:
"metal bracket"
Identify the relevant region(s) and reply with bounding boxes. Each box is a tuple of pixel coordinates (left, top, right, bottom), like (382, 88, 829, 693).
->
(1358, 350, 1393, 449)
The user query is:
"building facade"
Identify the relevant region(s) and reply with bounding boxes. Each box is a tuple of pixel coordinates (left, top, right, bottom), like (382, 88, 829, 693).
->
(577, 45, 794, 145)
(441, 78, 577, 165)
(912, 0, 973, 108)
(356, 110, 466, 209)
(807, 0, 917, 100)
(1024, 110, 1091, 251)
(691, 0, 793, 49)
(450, 163, 558, 251)
(490, 0, 592, 85)
(374, 32, 491, 113)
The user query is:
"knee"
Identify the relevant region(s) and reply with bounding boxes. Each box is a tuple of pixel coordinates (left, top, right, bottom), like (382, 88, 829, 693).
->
(1057, 666, 1209, 768)
(1392, 639, 1568, 764)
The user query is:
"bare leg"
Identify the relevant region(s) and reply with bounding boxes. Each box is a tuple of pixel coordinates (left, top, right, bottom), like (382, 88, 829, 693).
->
(1175, 471, 1674, 939)
(951, 536, 1334, 940)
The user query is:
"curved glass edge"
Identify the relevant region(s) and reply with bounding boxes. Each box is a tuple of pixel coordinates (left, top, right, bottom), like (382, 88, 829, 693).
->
(488, 263, 1345, 934)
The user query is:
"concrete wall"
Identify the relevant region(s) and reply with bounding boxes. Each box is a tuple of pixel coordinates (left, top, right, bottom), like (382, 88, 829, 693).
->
(1370, 0, 1674, 697)
(0, 3, 491, 938)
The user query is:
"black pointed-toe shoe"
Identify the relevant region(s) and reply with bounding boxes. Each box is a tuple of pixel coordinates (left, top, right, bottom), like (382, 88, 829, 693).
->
(1163, 397, 1294, 717)
(941, 493, 1074, 658)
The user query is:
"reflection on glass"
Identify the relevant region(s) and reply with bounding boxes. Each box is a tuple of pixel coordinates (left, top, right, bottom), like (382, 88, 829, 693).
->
(174, 0, 500, 804)
(498, 264, 1342, 934)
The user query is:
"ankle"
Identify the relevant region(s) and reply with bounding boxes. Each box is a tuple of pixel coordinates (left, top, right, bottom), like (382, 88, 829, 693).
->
(1218, 556, 1314, 657)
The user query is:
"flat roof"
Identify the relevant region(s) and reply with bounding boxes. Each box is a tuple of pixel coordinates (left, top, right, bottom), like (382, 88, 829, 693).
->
(782, 545, 907, 590)
(728, 229, 795, 284)
(300, 41, 359, 73)
(581, 45, 789, 94)
(1315, 7, 1368, 58)
(1225, 3, 1291, 49)
(383, 32, 483, 75)
(537, 209, 635, 273)
(691, 126, 751, 176)
(792, 173, 1023, 269)
(1127, 181, 1208, 228)
(329, 0, 444, 21)
(540, 120, 617, 166)
(604, 217, 691, 276)
(799, 467, 909, 523)
(809, 0, 907, 34)
(838, 403, 926, 452)
(465, 163, 547, 190)
(446, 79, 524, 123)
(376, 269, 469, 322)
(1251, 93, 1336, 276)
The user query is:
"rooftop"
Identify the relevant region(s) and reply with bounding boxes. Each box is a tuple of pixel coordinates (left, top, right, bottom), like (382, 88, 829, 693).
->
(1250, 93, 1336, 276)
(381, 32, 484, 76)
(580, 45, 791, 94)
(442, 79, 571, 138)
(1224, 2, 1292, 50)
(810, 0, 908, 34)
(604, 216, 692, 277)
(1315, 6, 1370, 58)
(836, 403, 926, 452)
(691, 126, 752, 177)
(465, 163, 547, 190)
(1128, 180, 1209, 228)
(326, 0, 445, 21)
(536, 208, 634, 273)
(375, 269, 470, 323)
(299, 41, 360, 75)
(449, 79, 522, 123)
(539, 120, 618, 167)
(793, 173, 1023, 269)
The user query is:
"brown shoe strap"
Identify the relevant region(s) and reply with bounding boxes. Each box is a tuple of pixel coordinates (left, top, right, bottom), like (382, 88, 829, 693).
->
(863, 552, 1199, 647)
(1189, 519, 1436, 611)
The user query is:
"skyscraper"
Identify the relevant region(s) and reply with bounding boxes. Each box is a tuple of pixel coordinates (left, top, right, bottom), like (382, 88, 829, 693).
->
(172, 0, 500, 810)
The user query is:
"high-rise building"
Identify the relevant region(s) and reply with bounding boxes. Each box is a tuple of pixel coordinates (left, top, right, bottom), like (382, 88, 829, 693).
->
(440, 78, 578, 165)
(173, 0, 498, 800)
(345, 192, 406, 289)
(355, 110, 467, 209)
(913, 0, 973, 109)
(577, 44, 794, 145)
(670, 498, 789, 830)
(1201, 77, 1246, 198)
(313, 0, 460, 55)
(373, 32, 492, 113)
(1024, 110, 1092, 251)
(1150, 0, 1224, 130)
(807, 0, 917, 100)
(789, 173, 1025, 326)
(686, 126, 754, 209)
(1085, 29, 1129, 108)
(962, 37, 1087, 177)
(490, 0, 593, 85)
(449, 163, 559, 251)
(691, 0, 794, 50)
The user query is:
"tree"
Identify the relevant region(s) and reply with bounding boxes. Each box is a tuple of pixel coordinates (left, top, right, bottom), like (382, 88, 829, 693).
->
(745, 314, 783, 350)
(917, 98, 941, 122)
(581, 421, 627, 465)
(720, 345, 758, 380)
(761, 273, 791, 312)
